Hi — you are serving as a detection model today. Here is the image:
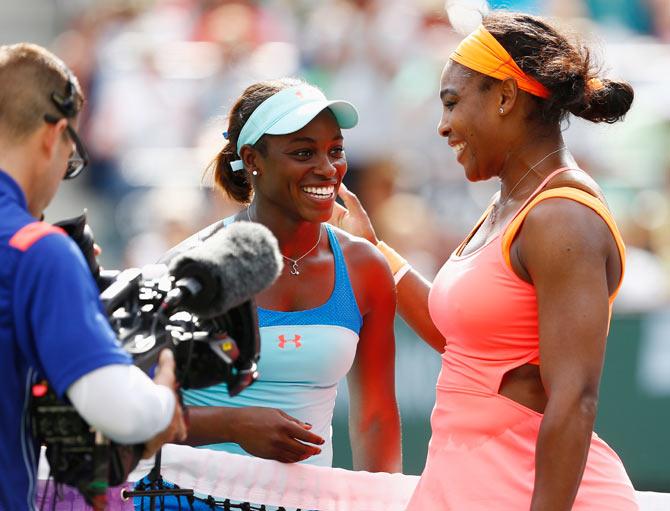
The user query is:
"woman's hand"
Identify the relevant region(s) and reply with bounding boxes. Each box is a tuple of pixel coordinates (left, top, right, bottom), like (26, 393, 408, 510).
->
(333, 186, 445, 352)
(329, 183, 378, 244)
(229, 407, 325, 464)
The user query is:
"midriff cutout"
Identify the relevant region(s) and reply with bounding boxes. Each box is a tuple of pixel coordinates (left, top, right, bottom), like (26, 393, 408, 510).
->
(498, 363, 547, 414)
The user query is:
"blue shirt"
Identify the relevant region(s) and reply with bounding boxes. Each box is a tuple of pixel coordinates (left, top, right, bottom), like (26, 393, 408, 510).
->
(0, 170, 131, 511)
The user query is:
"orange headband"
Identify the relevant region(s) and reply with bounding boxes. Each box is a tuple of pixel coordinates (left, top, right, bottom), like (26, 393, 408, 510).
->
(450, 25, 551, 99)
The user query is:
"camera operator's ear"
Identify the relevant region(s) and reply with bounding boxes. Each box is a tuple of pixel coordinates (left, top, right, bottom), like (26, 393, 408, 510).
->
(41, 118, 68, 160)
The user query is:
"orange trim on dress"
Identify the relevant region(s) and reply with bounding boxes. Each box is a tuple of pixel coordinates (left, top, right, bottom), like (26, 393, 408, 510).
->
(451, 168, 626, 367)
(501, 187, 626, 304)
(450, 25, 551, 99)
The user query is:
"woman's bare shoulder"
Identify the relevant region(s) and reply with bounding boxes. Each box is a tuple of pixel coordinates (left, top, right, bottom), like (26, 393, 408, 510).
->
(328, 224, 395, 314)
(328, 225, 393, 282)
(544, 169, 606, 203)
(328, 224, 379, 259)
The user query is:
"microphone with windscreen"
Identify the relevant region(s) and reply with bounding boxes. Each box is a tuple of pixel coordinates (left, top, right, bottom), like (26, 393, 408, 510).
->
(165, 222, 283, 318)
(160, 221, 282, 394)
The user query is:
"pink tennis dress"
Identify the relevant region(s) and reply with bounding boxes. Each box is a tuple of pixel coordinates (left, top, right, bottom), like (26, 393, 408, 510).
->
(406, 169, 638, 510)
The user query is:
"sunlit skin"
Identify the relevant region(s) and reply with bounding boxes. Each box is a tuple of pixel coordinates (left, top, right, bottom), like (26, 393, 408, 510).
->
(438, 61, 507, 183)
(439, 60, 586, 210)
(440, 63, 624, 491)
(251, 109, 346, 224)
(186, 109, 402, 472)
(331, 61, 626, 510)
(244, 110, 351, 311)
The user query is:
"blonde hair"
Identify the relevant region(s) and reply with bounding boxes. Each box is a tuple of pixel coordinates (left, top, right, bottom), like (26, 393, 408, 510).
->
(0, 43, 84, 142)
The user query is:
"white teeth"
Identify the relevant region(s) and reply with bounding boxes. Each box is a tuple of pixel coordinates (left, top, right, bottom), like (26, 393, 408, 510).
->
(452, 142, 466, 154)
(302, 185, 335, 197)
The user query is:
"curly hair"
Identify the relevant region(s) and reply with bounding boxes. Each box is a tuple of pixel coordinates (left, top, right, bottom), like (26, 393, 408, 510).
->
(481, 12, 633, 125)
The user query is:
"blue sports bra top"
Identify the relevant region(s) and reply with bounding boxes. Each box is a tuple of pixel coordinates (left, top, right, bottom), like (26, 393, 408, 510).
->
(181, 219, 362, 466)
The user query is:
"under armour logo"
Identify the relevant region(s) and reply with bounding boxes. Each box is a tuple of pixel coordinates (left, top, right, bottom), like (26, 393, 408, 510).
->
(278, 334, 302, 349)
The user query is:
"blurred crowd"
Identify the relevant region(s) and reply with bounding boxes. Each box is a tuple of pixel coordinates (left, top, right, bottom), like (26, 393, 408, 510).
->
(7, 0, 670, 311)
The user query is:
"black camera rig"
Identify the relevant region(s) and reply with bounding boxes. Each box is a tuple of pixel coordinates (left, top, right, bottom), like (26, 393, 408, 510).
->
(31, 213, 261, 507)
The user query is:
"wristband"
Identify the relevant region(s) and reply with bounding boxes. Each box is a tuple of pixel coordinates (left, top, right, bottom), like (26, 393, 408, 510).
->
(393, 263, 412, 285)
(376, 241, 408, 274)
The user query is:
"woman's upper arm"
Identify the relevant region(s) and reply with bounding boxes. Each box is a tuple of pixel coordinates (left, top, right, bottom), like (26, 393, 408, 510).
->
(344, 239, 401, 471)
(517, 199, 616, 396)
(346, 239, 398, 415)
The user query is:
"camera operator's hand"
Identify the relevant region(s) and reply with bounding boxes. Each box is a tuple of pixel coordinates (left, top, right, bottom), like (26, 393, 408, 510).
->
(142, 349, 188, 459)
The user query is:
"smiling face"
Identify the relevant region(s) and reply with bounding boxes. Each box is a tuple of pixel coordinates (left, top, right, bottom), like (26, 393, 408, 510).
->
(253, 109, 347, 223)
(438, 61, 507, 182)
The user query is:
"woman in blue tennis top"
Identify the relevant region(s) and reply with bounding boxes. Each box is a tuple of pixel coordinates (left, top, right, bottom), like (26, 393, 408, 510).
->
(136, 78, 400, 508)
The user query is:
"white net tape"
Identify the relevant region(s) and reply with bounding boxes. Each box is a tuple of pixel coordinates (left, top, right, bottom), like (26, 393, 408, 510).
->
(39, 445, 670, 510)
(129, 445, 419, 511)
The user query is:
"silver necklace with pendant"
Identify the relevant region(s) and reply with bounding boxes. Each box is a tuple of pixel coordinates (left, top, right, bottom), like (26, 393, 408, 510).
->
(246, 208, 322, 276)
(491, 146, 566, 224)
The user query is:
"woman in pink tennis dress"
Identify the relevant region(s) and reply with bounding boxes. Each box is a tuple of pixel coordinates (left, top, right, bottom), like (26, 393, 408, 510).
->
(331, 11, 639, 511)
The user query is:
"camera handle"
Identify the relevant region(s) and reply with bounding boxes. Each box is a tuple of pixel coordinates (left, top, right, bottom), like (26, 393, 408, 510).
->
(122, 449, 196, 509)
(121, 386, 195, 509)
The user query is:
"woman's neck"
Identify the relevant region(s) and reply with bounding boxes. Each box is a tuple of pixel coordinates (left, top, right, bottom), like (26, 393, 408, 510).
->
(244, 201, 323, 259)
(497, 133, 574, 203)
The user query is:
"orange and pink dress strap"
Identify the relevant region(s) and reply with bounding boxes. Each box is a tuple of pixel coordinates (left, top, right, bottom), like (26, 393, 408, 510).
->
(505, 166, 575, 222)
(501, 177, 626, 303)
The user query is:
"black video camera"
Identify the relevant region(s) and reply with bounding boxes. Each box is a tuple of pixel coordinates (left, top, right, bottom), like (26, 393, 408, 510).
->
(31, 212, 262, 506)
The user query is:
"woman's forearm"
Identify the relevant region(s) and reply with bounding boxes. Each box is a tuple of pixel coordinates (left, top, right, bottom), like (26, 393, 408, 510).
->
(183, 406, 238, 446)
(329, 186, 445, 352)
(531, 395, 597, 511)
(349, 408, 402, 473)
(396, 269, 445, 352)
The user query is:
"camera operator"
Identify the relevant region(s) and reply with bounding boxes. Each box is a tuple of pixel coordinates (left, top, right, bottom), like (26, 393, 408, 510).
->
(0, 43, 187, 511)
